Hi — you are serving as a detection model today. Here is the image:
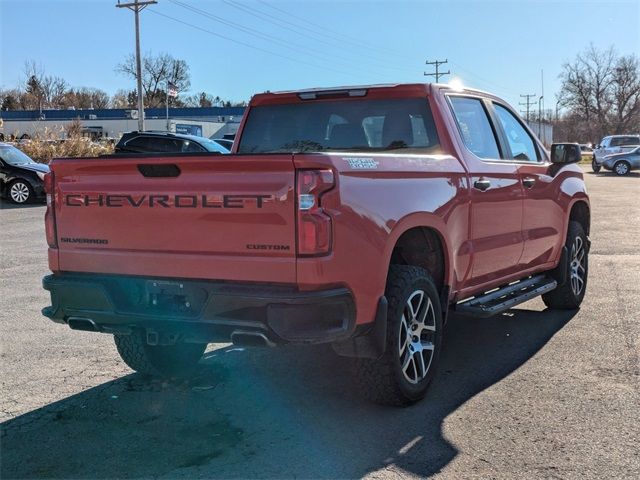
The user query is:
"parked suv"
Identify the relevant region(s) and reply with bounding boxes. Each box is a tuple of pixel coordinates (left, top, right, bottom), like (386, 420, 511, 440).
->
(115, 131, 230, 154)
(601, 146, 640, 175)
(592, 134, 640, 172)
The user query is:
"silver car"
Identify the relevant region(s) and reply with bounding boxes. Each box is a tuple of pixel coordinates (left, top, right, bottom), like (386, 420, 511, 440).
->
(602, 146, 640, 175)
(592, 134, 640, 172)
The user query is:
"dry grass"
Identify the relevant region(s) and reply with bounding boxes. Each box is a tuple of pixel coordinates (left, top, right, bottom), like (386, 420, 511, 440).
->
(13, 128, 114, 164)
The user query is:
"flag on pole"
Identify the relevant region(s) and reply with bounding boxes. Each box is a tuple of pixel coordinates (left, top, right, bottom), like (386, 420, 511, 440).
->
(167, 82, 178, 98)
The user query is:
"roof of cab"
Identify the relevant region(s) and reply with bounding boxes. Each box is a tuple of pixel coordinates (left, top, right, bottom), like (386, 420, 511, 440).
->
(248, 82, 500, 106)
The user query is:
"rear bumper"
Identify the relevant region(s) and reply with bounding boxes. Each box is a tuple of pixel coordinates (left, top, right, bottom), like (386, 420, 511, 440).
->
(42, 273, 356, 345)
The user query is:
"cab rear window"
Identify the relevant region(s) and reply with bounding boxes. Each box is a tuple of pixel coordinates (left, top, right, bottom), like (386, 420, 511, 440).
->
(238, 98, 441, 154)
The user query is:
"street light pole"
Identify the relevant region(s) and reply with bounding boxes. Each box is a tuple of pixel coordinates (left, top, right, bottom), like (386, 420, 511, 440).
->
(116, 0, 157, 131)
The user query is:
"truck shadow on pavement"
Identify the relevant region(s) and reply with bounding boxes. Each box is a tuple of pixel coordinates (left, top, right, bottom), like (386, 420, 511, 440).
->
(1, 307, 576, 479)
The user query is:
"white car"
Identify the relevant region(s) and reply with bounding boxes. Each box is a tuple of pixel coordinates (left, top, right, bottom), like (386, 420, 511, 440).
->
(592, 135, 640, 172)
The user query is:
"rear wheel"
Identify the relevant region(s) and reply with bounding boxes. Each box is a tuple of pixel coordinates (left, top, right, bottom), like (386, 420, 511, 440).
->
(591, 158, 601, 173)
(356, 265, 443, 406)
(542, 221, 588, 309)
(614, 161, 630, 176)
(9, 180, 32, 204)
(114, 330, 206, 377)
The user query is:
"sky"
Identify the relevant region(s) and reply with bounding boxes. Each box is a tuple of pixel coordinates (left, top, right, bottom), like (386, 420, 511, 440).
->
(1, 0, 639, 112)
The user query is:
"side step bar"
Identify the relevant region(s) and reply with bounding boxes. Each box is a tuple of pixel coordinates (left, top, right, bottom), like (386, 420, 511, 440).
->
(455, 275, 557, 318)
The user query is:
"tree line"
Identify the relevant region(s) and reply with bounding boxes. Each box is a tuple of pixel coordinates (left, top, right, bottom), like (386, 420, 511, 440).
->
(2, 46, 638, 143)
(545, 45, 639, 143)
(0, 54, 247, 112)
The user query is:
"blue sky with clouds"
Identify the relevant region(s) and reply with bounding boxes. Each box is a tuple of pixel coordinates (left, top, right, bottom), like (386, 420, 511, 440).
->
(1, 0, 638, 110)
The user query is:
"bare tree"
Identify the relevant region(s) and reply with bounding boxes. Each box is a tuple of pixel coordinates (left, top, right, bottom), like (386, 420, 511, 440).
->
(611, 55, 640, 133)
(23, 60, 68, 110)
(183, 92, 217, 108)
(62, 88, 110, 109)
(111, 89, 137, 108)
(558, 45, 640, 142)
(116, 52, 191, 108)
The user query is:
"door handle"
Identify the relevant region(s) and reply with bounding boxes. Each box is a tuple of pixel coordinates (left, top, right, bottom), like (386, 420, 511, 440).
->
(473, 179, 491, 191)
(522, 177, 536, 188)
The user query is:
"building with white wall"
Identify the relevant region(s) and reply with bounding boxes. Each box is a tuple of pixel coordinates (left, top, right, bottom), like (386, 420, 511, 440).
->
(0, 106, 245, 140)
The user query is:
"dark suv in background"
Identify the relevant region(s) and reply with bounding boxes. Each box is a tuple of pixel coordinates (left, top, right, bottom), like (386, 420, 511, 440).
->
(114, 131, 230, 154)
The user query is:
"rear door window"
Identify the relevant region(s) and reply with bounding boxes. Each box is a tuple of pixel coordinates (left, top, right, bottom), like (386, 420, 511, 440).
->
(610, 136, 640, 147)
(124, 136, 181, 153)
(493, 104, 540, 162)
(124, 136, 154, 152)
(238, 98, 441, 154)
(448, 97, 500, 159)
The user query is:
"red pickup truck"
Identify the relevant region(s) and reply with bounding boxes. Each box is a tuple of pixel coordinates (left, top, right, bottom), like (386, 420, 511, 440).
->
(42, 83, 589, 405)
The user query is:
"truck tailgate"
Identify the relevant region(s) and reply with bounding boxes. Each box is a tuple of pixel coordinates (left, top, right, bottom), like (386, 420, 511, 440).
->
(51, 154, 296, 283)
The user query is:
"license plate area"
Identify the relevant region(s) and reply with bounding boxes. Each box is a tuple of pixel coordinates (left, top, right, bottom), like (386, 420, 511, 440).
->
(145, 280, 206, 317)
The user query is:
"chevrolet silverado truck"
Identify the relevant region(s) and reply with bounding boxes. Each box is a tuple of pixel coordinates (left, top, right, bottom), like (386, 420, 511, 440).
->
(42, 83, 590, 405)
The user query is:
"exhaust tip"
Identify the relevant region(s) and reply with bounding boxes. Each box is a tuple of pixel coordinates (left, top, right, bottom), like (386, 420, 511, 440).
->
(67, 317, 99, 332)
(230, 331, 276, 348)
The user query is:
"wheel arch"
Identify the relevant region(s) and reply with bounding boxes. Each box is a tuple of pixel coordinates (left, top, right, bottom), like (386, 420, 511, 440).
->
(383, 215, 452, 296)
(9, 173, 39, 191)
(614, 158, 631, 172)
(569, 200, 591, 237)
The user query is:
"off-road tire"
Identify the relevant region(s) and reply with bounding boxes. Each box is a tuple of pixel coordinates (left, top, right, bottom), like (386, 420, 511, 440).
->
(614, 161, 630, 176)
(591, 158, 601, 173)
(114, 330, 206, 377)
(8, 179, 33, 204)
(355, 265, 443, 406)
(542, 221, 588, 309)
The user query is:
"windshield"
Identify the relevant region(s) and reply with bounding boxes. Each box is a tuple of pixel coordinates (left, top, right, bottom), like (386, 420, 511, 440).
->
(238, 98, 441, 154)
(0, 145, 35, 165)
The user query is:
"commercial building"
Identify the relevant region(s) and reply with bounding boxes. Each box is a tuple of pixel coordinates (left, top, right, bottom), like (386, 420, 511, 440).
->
(0, 106, 246, 140)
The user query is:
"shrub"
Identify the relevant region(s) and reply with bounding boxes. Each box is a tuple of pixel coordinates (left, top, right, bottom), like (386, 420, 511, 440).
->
(15, 128, 114, 164)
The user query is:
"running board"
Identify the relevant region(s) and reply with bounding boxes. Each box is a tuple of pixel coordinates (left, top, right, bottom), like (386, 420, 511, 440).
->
(455, 275, 557, 318)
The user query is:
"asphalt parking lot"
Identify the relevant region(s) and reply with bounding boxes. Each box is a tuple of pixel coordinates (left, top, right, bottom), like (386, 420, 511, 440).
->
(1, 167, 638, 479)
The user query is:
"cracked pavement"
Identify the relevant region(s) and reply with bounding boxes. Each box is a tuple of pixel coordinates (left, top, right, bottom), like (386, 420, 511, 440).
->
(1, 167, 638, 479)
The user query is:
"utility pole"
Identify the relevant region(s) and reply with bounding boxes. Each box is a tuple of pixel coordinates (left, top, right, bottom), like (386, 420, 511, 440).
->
(538, 96, 544, 140)
(424, 59, 450, 83)
(116, 0, 157, 131)
(519, 93, 537, 122)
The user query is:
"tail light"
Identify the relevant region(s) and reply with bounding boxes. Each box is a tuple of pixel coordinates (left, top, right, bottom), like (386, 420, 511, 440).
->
(44, 172, 57, 248)
(296, 169, 334, 256)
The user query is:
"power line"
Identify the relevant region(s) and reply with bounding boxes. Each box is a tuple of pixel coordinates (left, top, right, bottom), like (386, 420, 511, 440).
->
(168, 0, 535, 103)
(424, 59, 450, 83)
(519, 93, 537, 122)
(223, 0, 526, 96)
(147, 9, 359, 79)
(167, 0, 409, 75)
(255, 0, 414, 61)
(448, 61, 521, 96)
(220, 0, 416, 74)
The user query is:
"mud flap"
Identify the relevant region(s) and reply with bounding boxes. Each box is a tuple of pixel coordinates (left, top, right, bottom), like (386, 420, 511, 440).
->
(332, 296, 387, 359)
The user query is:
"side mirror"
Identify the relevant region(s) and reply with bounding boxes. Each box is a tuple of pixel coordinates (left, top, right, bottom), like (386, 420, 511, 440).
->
(551, 143, 582, 164)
